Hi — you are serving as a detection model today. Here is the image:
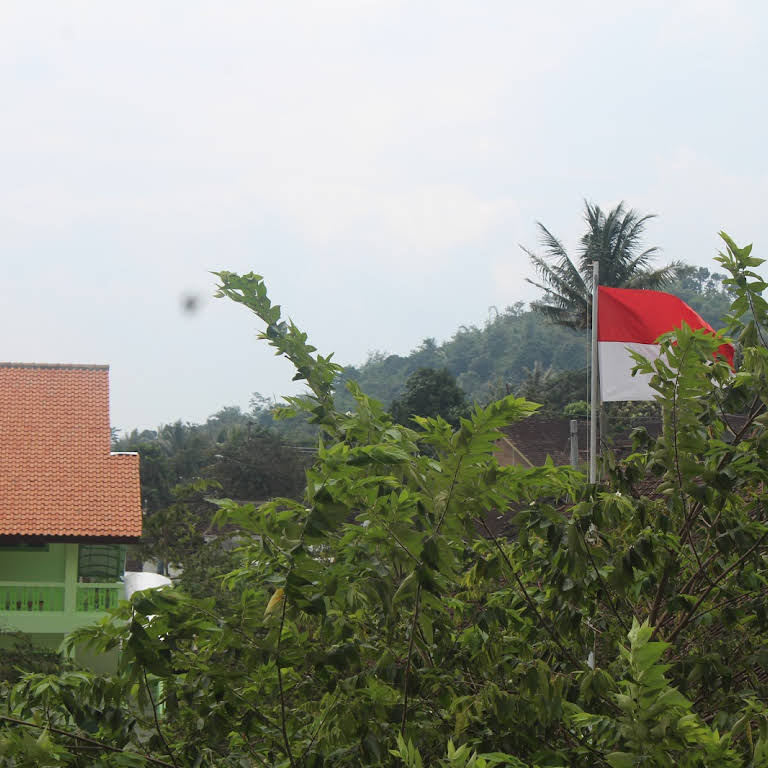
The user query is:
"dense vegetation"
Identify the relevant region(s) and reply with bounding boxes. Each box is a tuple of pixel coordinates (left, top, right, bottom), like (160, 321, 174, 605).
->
(110, 408, 311, 579)
(113, 408, 311, 512)
(2, 234, 768, 766)
(105, 259, 731, 580)
(336, 264, 732, 417)
(336, 307, 589, 413)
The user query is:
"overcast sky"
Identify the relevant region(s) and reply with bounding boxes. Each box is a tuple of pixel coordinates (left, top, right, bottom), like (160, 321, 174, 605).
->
(2, 1, 766, 431)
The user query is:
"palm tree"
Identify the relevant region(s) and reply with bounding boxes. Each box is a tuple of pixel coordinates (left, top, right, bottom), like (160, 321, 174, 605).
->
(518, 360, 555, 402)
(522, 200, 681, 330)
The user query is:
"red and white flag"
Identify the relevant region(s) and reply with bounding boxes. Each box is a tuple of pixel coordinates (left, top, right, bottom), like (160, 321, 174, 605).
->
(597, 286, 733, 401)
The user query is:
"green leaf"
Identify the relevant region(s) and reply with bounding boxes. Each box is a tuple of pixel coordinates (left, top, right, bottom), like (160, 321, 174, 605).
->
(606, 753, 639, 768)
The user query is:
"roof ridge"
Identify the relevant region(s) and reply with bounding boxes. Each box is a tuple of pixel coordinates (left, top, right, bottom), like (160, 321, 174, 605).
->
(0, 362, 109, 371)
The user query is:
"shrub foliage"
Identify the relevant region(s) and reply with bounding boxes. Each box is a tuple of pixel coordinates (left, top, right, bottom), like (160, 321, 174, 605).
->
(2, 234, 768, 766)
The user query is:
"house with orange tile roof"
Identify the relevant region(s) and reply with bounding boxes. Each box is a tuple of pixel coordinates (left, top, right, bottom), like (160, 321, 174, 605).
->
(0, 363, 142, 667)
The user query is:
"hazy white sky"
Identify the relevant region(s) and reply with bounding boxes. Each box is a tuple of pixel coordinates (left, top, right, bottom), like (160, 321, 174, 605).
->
(1, 1, 766, 430)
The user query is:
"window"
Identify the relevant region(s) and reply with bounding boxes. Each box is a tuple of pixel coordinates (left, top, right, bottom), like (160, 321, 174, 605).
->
(77, 545, 126, 582)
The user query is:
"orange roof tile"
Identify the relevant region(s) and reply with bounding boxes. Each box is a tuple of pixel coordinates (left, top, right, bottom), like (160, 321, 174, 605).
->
(0, 363, 142, 540)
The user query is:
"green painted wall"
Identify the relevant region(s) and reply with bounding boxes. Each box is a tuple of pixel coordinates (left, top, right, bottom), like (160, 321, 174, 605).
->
(0, 543, 123, 673)
(0, 543, 67, 582)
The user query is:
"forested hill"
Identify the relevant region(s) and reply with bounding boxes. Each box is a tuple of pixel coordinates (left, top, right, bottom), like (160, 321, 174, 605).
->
(336, 306, 588, 411)
(334, 265, 732, 411)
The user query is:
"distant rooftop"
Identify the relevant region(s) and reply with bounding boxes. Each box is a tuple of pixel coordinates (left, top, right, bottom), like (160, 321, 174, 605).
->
(0, 363, 142, 540)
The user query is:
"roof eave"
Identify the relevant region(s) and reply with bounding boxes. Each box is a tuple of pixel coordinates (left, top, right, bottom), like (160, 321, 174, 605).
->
(0, 534, 142, 544)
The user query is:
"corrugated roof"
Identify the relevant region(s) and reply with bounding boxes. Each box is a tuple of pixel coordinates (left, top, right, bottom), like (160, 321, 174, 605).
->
(498, 418, 591, 467)
(0, 364, 142, 539)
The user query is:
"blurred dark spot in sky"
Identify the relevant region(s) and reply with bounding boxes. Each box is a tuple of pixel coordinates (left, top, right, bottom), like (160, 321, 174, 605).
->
(181, 294, 200, 314)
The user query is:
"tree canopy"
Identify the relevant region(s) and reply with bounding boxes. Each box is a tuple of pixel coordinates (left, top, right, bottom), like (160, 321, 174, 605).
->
(390, 368, 468, 427)
(113, 406, 312, 575)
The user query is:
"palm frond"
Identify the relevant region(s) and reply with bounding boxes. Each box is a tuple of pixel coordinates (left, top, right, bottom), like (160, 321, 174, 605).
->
(611, 213, 659, 282)
(524, 199, 666, 330)
(526, 281, 588, 319)
(577, 201, 661, 287)
(529, 299, 590, 330)
(617, 212, 657, 258)
(524, 250, 588, 308)
(623, 261, 684, 290)
(527, 279, 591, 328)
(535, 223, 570, 262)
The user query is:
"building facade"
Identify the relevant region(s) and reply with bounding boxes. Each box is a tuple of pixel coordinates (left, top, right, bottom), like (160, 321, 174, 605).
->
(0, 363, 142, 668)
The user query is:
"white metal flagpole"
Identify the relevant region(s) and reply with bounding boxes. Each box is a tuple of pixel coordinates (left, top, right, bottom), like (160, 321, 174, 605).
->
(589, 260, 599, 483)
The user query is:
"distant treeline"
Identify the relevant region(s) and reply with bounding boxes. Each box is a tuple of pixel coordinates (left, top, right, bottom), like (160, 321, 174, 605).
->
(334, 264, 732, 413)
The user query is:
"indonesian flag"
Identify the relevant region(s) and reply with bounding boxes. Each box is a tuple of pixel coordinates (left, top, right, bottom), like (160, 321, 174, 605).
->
(598, 286, 734, 401)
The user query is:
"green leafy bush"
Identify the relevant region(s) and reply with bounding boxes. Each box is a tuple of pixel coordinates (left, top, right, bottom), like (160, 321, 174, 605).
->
(3, 235, 768, 767)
